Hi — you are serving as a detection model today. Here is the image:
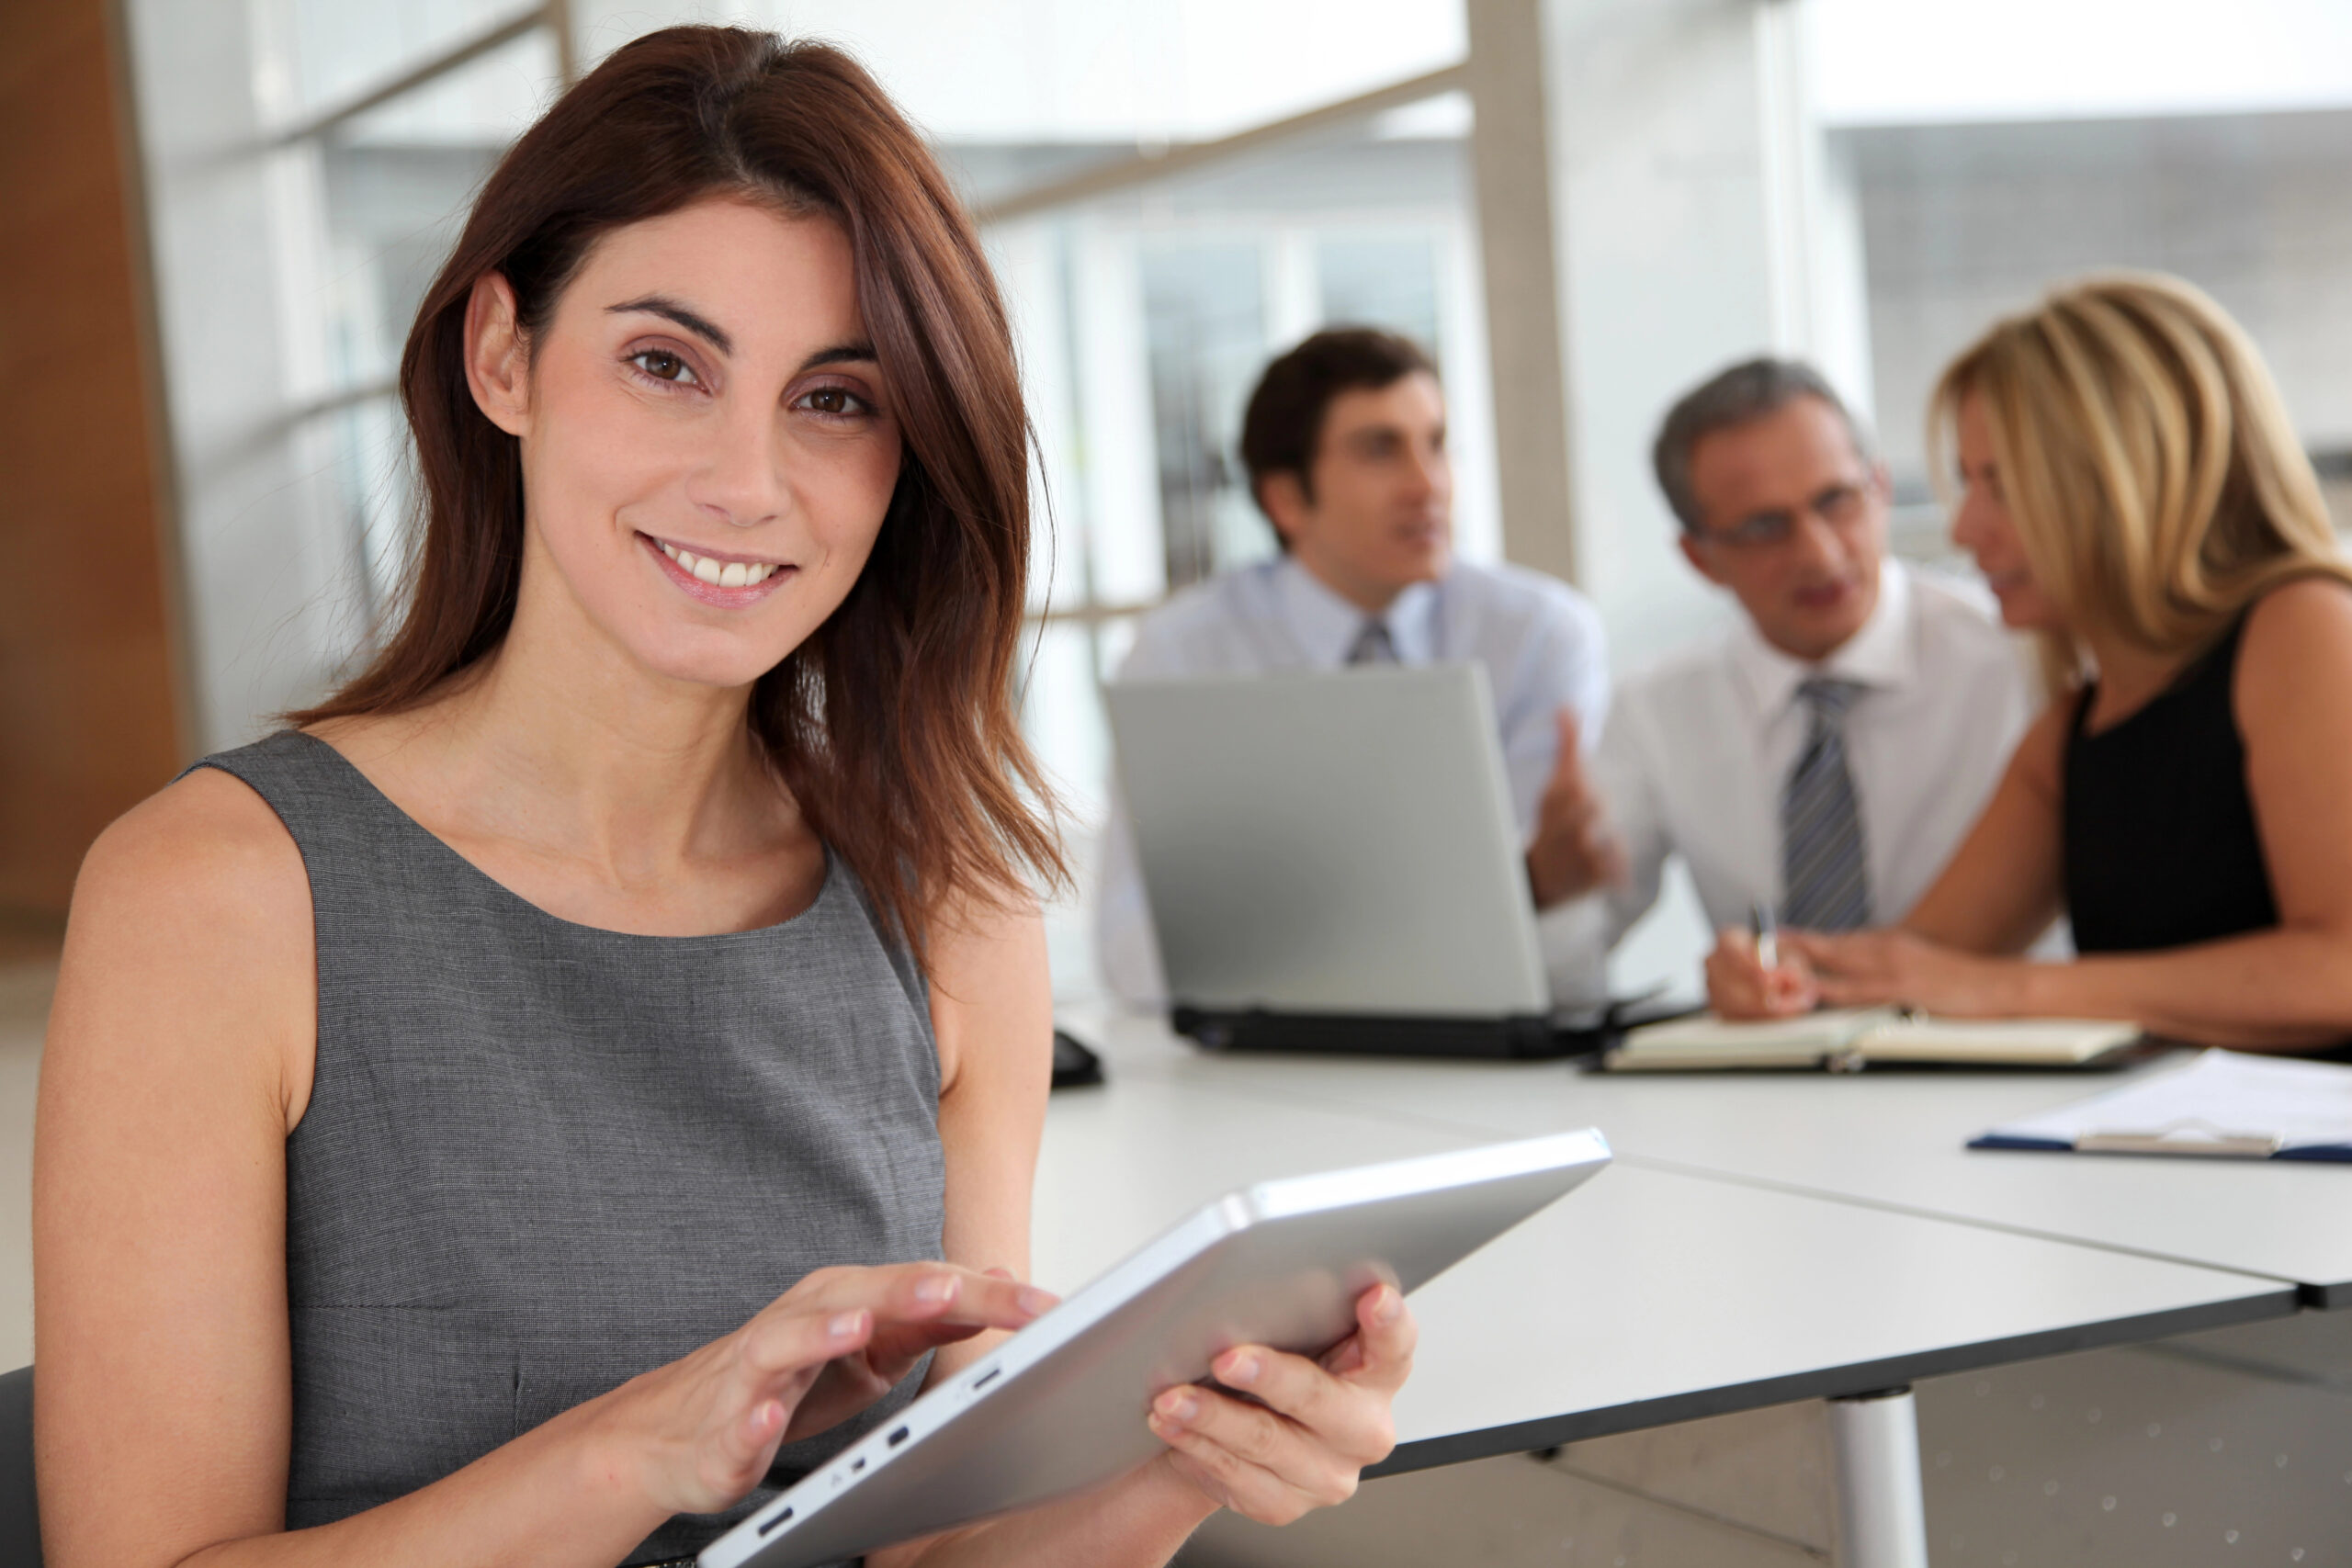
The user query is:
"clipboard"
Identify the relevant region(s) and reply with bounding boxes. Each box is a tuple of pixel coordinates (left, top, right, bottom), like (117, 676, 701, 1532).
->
(1969, 1048, 2352, 1161)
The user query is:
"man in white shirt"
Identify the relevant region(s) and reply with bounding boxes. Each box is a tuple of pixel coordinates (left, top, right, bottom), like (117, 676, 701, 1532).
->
(1527, 357, 2033, 1009)
(1096, 328, 1611, 1006)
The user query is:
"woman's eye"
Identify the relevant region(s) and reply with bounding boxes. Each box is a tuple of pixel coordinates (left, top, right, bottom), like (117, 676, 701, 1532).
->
(800, 386, 870, 417)
(631, 349, 697, 385)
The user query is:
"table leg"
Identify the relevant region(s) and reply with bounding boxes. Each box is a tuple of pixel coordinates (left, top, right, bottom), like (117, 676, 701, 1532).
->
(1828, 1386, 1929, 1568)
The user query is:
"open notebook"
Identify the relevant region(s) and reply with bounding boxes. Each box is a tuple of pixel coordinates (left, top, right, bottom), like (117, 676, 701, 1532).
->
(1603, 1008, 2143, 1073)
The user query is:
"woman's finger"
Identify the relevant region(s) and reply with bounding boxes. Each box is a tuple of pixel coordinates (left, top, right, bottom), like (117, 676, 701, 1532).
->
(773, 1262, 1057, 1337)
(1786, 931, 1875, 977)
(1149, 1394, 1349, 1524)
(1153, 1385, 1299, 1473)
(1815, 974, 1895, 1007)
(720, 1393, 790, 1477)
(1212, 1346, 1391, 1466)
(742, 1306, 870, 1379)
(1344, 1285, 1417, 1393)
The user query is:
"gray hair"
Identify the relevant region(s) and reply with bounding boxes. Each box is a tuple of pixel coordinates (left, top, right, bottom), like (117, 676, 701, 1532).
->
(1651, 357, 1874, 533)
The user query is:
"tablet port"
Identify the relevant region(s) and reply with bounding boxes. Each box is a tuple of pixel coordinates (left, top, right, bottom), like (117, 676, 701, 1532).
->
(757, 1507, 796, 1537)
(888, 1426, 911, 1448)
(852, 1457, 866, 1473)
(971, 1367, 1001, 1392)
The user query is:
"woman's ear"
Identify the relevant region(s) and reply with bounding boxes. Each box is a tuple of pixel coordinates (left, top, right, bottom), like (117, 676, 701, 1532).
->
(464, 271, 530, 436)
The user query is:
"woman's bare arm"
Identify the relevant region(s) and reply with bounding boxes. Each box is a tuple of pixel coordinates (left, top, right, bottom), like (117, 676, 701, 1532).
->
(1898, 700, 2068, 954)
(922, 893, 1058, 1380)
(35, 773, 1042, 1568)
(36, 772, 322, 1568)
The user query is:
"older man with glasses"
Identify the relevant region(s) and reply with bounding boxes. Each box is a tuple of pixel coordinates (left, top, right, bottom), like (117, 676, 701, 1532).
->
(1526, 357, 2034, 1013)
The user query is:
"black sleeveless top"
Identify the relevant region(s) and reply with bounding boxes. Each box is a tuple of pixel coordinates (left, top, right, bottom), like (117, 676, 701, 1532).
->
(2063, 615, 2278, 953)
(196, 733, 947, 1565)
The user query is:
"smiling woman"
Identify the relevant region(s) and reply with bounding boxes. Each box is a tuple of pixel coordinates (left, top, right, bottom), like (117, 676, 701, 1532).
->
(32, 27, 1415, 1568)
(291, 32, 1049, 953)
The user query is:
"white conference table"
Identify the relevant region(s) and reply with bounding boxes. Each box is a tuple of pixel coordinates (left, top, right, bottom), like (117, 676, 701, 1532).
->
(1062, 1019, 2352, 1308)
(1033, 1023, 2301, 1565)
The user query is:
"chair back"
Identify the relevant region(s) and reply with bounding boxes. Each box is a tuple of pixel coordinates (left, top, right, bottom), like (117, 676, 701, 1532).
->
(0, 1366, 39, 1566)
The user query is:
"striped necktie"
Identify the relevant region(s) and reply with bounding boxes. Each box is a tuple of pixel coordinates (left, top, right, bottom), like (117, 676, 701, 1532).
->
(1781, 677, 1872, 931)
(1346, 618, 1397, 665)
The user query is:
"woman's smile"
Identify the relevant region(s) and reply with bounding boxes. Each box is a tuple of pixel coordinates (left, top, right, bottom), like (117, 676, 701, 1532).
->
(640, 530, 797, 605)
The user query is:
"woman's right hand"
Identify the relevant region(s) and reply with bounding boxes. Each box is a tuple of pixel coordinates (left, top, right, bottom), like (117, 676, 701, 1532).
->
(594, 1262, 1056, 1517)
(1704, 927, 1819, 1020)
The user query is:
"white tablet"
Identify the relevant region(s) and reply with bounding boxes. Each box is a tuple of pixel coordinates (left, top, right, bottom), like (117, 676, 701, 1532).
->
(702, 1130, 1611, 1568)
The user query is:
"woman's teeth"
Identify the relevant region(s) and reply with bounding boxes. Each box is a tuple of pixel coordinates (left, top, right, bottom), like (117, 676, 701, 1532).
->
(659, 540, 778, 589)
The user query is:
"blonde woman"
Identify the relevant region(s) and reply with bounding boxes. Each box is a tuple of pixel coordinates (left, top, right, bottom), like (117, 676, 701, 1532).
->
(1711, 272, 2352, 1050)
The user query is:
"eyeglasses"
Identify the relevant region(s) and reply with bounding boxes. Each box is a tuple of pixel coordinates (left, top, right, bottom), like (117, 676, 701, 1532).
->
(1693, 481, 1871, 550)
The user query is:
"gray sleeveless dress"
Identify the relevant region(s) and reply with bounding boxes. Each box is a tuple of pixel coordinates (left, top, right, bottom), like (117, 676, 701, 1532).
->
(199, 731, 947, 1566)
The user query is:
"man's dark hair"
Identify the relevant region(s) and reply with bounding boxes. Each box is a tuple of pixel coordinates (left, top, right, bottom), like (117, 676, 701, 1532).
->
(1652, 357, 1874, 533)
(1239, 327, 1438, 544)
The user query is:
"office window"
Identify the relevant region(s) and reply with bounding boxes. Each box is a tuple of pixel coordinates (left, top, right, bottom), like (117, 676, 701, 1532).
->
(1316, 231, 1442, 354)
(1141, 240, 1270, 590)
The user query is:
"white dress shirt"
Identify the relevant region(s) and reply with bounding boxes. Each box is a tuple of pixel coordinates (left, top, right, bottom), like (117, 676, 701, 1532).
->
(1095, 555, 1611, 1006)
(1587, 561, 2034, 947)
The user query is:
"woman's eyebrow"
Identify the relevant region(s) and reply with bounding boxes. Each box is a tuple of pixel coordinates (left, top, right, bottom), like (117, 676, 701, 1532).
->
(800, 342, 878, 372)
(605, 295, 732, 355)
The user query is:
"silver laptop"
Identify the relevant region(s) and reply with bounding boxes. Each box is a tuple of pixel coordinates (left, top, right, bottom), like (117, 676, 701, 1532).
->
(701, 1129, 1612, 1568)
(1104, 663, 1566, 1057)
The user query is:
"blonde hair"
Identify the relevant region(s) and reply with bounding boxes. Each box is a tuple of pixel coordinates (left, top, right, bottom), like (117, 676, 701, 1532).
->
(1930, 270, 2350, 694)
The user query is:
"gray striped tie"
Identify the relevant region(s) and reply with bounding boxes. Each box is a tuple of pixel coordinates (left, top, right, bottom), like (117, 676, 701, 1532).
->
(1781, 678, 1872, 931)
(1346, 619, 1397, 665)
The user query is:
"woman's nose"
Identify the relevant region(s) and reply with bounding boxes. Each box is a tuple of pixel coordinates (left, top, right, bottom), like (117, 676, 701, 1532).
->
(693, 415, 789, 527)
(1949, 492, 1986, 553)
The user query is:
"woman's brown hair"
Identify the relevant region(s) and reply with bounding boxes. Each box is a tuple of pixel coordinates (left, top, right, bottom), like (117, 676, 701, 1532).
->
(293, 26, 1063, 951)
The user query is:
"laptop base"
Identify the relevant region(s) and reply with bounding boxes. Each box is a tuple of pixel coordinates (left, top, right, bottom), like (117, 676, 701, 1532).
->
(1173, 1006, 1592, 1061)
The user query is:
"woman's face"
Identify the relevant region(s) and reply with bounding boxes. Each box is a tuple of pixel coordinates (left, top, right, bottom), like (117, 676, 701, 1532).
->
(469, 197, 901, 691)
(1950, 392, 2066, 633)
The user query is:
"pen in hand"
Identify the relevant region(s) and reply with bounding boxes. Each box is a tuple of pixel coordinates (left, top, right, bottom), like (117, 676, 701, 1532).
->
(1750, 900, 1779, 973)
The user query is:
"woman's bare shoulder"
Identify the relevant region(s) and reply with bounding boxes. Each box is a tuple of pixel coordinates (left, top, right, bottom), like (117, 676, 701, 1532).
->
(2241, 576, 2352, 663)
(76, 764, 307, 919)
(2236, 577, 2352, 724)
(50, 764, 317, 1123)
(65, 767, 314, 1037)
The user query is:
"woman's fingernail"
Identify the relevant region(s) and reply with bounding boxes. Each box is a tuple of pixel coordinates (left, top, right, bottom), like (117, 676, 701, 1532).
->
(1375, 1289, 1404, 1325)
(914, 1274, 956, 1304)
(1220, 1352, 1261, 1387)
(1158, 1391, 1200, 1423)
(828, 1311, 862, 1338)
(1018, 1287, 1057, 1316)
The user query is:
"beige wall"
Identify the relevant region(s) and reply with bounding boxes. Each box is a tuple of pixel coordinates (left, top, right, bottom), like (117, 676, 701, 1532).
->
(0, 0, 183, 923)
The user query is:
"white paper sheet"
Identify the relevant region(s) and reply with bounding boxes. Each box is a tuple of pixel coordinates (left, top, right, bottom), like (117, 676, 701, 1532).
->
(1976, 1049, 2352, 1156)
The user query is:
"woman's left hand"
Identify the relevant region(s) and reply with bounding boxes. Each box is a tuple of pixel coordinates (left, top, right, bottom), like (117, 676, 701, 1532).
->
(1786, 929, 2027, 1016)
(1144, 1282, 1416, 1526)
